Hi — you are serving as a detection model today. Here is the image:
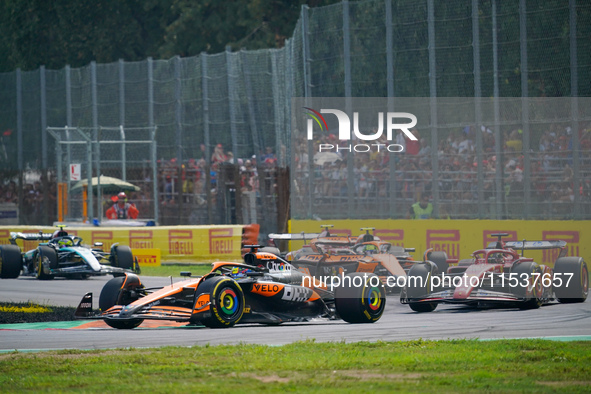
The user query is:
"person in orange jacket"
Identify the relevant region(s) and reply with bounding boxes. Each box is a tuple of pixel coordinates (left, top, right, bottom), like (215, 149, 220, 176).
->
(106, 192, 139, 220)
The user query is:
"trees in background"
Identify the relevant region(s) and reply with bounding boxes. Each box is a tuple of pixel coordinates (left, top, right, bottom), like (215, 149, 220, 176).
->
(0, 0, 339, 72)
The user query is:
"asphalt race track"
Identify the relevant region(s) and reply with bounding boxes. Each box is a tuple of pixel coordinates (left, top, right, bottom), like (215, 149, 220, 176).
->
(1, 275, 590, 351)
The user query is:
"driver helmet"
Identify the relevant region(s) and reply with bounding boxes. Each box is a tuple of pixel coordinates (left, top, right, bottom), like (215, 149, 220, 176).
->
(58, 238, 73, 247)
(230, 266, 248, 279)
(492, 253, 504, 264)
(52, 229, 68, 238)
(117, 192, 127, 201)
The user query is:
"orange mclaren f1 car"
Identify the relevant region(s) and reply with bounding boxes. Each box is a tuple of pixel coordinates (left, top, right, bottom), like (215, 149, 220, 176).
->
(75, 246, 386, 329)
(269, 226, 451, 293)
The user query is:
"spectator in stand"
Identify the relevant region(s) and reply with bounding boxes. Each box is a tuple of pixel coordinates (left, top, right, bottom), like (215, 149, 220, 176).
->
(395, 129, 407, 153)
(2, 181, 17, 203)
(106, 192, 139, 220)
(405, 128, 420, 155)
(418, 138, 431, 157)
(211, 143, 227, 168)
(505, 128, 523, 152)
(261, 146, 276, 163)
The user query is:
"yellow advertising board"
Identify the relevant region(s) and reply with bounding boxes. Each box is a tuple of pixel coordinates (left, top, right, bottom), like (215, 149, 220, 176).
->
(290, 220, 591, 267)
(0, 225, 246, 262)
(132, 248, 161, 266)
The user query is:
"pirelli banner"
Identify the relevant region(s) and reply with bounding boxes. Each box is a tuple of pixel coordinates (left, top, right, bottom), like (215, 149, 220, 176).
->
(289, 220, 589, 267)
(0, 225, 257, 264)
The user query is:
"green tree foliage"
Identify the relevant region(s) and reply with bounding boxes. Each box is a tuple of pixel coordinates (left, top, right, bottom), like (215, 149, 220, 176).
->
(0, 0, 339, 72)
(0, 0, 588, 96)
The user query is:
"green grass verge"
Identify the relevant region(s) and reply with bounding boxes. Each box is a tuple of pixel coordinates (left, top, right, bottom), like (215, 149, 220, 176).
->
(0, 339, 589, 392)
(0, 302, 76, 324)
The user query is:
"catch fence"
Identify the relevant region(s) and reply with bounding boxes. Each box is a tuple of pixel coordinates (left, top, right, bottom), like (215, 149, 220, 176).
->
(0, 0, 590, 229)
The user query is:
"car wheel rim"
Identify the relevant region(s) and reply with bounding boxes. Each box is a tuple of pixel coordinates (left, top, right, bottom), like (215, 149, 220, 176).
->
(219, 288, 239, 317)
(366, 287, 383, 312)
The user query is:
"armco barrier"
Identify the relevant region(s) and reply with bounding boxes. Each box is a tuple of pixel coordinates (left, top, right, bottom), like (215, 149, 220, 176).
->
(290, 220, 590, 267)
(0, 225, 259, 262)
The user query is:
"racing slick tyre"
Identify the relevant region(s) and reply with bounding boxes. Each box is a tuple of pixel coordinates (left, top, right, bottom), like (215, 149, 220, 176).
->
(511, 261, 543, 309)
(405, 262, 438, 313)
(0, 245, 22, 279)
(111, 245, 134, 270)
(554, 257, 588, 304)
(196, 276, 245, 328)
(426, 251, 449, 275)
(99, 274, 144, 329)
(36, 246, 58, 280)
(334, 272, 386, 323)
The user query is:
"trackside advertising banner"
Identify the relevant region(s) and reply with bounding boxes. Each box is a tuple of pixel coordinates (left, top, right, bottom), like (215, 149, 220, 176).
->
(289, 220, 589, 267)
(0, 225, 245, 262)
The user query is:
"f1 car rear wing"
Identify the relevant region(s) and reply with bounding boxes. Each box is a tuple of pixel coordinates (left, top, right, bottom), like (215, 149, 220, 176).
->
(9, 231, 53, 245)
(269, 224, 338, 242)
(486, 240, 567, 250)
(269, 233, 321, 242)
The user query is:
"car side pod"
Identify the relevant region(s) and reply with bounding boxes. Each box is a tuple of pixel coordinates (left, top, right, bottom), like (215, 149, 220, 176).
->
(75, 293, 94, 318)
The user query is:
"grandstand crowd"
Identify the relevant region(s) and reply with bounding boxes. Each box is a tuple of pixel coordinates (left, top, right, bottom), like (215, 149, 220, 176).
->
(293, 122, 591, 218)
(3, 121, 590, 223)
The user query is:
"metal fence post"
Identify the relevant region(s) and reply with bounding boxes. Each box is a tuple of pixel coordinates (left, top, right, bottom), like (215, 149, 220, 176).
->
(386, 0, 397, 217)
(302, 5, 312, 99)
(519, 0, 530, 219)
(343, 0, 355, 218)
(65, 65, 72, 213)
(91, 61, 98, 220)
(201, 53, 211, 164)
(65, 65, 72, 128)
(119, 125, 126, 181)
(226, 47, 239, 160)
(16, 68, 23, 223)
(201, 53, 213, 224)
(147, 58, 154, 129)
(151, 126, 158, 224)
(174, 56, 184, 222)
(119, 59, 125, 128)
(118, 59, 126, 218)
(570, 0, 580, 218)
(492, 0, 503, 219)
(40, 66, 47, 171)
(48, 128, 63, 221)
(54, 131, 62, 184)
(242, 50, 262, 157)
(271, 49, 283, 165)
(96, 126, 102, 219)
(174, 56, 183, 164)
(40, 65, 49, 224)
(386, 0, 394, 98)
(343, 0, 352, 98)
(428, 0, 439, 217)
(80, 128, 93, 222)
(65, 127, 72, 218)
(473, 0, 484, 218)
(301, 5, 313, 219)
(147, 57, 158, 223)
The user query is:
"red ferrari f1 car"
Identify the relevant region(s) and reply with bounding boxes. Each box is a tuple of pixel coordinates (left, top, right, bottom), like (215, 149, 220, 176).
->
(75, 246, 386, 329)
(400, 233, 588, 312)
